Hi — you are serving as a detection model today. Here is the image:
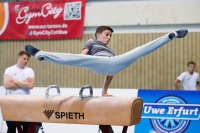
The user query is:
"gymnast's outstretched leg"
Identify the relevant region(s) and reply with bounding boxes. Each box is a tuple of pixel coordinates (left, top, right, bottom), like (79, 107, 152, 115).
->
(104, 30, 188, 75)
(25, 29, 188, 75)
(30, 51, 111, 75)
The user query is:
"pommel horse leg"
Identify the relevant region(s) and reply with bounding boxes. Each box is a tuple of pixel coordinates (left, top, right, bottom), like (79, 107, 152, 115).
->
(16, 122, 43, 133)
(99, 125, 128, 133)
(99, 125, 114, 133)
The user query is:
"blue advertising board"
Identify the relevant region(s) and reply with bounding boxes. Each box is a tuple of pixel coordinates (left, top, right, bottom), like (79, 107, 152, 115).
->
(135, 90, 200, 133)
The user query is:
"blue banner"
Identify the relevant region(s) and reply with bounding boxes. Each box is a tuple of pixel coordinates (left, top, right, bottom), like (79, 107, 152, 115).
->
(135, 90, 200, 133)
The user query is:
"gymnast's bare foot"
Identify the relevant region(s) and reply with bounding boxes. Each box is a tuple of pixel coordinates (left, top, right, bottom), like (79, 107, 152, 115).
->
(102, 93, 113, 97)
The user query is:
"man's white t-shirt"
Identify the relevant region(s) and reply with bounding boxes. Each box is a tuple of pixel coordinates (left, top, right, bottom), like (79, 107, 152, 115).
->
(4, 65, 34, 95)
(177, 71, 199, 90)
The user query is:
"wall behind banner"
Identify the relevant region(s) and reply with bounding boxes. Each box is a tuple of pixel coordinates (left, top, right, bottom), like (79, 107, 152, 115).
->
(0, 32, 200, 89)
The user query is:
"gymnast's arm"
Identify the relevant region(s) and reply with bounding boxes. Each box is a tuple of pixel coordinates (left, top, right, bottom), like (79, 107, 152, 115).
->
(174, 79, 181, 90)
(102, 75, 113, 96)
(13, 77, 35, 89)
(4, 75, 19, 90)
(81, 48, 89, 54)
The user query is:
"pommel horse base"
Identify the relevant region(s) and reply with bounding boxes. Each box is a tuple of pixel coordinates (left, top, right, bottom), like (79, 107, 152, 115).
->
(0, 85, 143, 133)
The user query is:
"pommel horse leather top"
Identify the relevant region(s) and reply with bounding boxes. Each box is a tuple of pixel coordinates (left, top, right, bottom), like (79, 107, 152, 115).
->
(0, 85, 143, 126)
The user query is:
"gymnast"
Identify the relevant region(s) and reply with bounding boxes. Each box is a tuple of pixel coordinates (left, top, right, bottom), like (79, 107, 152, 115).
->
(25, 26, 188, 96)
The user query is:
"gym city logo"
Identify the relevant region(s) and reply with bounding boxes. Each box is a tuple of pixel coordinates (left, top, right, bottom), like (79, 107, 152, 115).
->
(142, 96, 200, 133)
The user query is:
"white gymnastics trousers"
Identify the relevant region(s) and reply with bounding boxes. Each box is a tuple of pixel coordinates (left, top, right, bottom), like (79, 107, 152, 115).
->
(35, 33, 172, 75)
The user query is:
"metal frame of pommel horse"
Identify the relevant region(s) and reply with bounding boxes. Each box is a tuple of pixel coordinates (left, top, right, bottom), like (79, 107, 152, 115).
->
(0, 85, 143, 133)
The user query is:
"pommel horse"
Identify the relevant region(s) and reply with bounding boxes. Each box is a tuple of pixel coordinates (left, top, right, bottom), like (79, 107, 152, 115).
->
(0, 85, 143, 133)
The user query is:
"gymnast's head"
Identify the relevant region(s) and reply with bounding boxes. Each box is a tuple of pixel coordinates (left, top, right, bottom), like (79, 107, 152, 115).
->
(95, 26, 114, 45)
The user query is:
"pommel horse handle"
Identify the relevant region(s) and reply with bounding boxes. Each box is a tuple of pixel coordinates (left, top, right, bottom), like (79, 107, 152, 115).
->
(45, 85, 60, 99)
(78, 85, 93, 100)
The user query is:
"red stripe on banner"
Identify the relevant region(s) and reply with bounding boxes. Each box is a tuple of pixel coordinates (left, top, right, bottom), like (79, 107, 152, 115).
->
(0, 0, 86, 40)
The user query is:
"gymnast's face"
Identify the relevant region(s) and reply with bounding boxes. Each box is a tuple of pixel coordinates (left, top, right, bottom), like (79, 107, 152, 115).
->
(187, 64, 195, 74)
(17, 54, 29, 68)
(97, 30, 112, 45)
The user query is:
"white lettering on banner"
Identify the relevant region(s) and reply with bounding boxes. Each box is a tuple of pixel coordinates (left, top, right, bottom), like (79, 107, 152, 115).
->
(28, 25, 39, 29)
(144, 106, 165, 114)
(47, 24, 61, 29)
(62, 23, 68, 28)
(16, 3, 63, 24)
(33, 30, 51, 36)
(32, 30, 67, 36)
(28, 24, 68, 29)
(144, 105, 199, 117)
(40, 25, 46, 29)
(51, 30, 67, 35)
(167, 107, 199, 117)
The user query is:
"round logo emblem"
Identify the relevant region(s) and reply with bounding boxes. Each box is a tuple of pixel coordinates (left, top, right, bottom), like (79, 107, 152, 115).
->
(150, 96, 190, 133)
